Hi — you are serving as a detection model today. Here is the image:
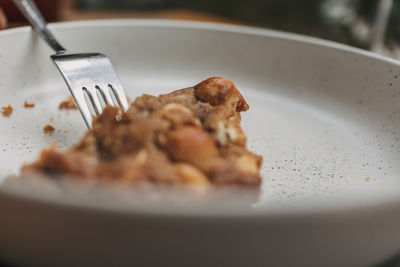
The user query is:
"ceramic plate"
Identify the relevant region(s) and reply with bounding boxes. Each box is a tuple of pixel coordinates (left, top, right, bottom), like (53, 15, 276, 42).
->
(0, 20, 400, 267)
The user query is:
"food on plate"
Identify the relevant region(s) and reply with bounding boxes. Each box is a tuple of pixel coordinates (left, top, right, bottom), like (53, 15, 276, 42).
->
(1, 105, 13, 117)
(22, 77, 262, 190)
(43, 124, 55, 134)
(59, 96, 78, 110)
(24, 101, 35, 108)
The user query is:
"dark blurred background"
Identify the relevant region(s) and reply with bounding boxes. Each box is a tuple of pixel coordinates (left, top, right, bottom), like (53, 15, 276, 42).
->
(1, 0, 400, 54)
(76, 0, 388, 49)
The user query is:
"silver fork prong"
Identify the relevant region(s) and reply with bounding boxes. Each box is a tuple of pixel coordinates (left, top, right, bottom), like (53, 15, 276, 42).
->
(98, 84, 115, 107)
(95, 85, 109, 108)
(86, 87, 103, 115)
(109, 84, 129, 111)
(82, 87, 97, 116)
(73, 90, 93, 127)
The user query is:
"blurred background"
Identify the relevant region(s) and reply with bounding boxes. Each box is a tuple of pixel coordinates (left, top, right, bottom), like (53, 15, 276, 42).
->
(1, 0, 400, 56)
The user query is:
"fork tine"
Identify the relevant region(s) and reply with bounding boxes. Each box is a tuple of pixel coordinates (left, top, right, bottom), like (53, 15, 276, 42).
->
(109, 84, 129, 112)
(86, 87, 103, 115)
(97, 84, 114, 107)
(73, 91, 93, 127)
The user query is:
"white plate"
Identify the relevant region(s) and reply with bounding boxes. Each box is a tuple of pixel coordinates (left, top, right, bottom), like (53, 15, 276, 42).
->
(1, 20, 400, 267)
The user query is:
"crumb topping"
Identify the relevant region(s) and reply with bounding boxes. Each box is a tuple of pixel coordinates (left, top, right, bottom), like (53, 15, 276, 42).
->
(22, 78, 262, 190)
(24, 101, 35, 108)
(43, 125, 55, 134)
(59, 96, 78, 110)
(1, 105, 13, 117)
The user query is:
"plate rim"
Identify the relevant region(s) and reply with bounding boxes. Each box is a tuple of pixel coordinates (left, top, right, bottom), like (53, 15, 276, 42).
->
(2, 18, 400, 67)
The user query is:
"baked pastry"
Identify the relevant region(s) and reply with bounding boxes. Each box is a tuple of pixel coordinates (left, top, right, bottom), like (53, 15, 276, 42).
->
(22, 77, 262, 190)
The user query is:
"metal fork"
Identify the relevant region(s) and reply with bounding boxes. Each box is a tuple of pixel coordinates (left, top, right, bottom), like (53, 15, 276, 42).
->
(13, 0, 129, 128)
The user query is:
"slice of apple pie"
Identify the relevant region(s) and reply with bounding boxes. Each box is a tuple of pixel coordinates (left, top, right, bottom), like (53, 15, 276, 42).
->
(22, 77, 262, 190)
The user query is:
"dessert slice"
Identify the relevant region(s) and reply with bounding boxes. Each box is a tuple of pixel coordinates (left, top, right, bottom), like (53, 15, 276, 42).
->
(22, 77, 262, 190)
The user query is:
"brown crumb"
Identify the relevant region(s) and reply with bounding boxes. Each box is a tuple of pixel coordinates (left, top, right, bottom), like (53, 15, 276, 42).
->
(59, 96, 78, 110)
(1, 105, 13, 117)
(43, 125, 55, 134)
(24, 101, 35, 108)
(64, 130, 68, 134)
(364, 177, 371, 182)
(50, 117, 54, 122)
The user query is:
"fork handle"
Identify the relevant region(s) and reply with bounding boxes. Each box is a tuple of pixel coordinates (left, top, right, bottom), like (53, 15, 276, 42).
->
(12, 0, 66, 53)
